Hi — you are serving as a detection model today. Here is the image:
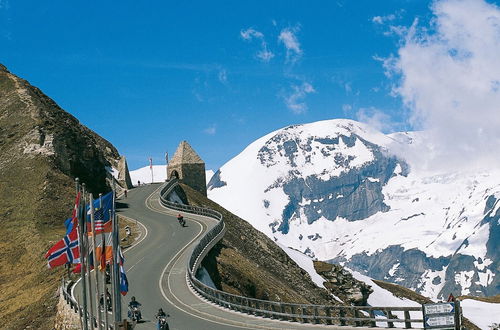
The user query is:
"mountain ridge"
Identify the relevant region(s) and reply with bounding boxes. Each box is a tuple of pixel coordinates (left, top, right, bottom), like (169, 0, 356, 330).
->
(208, 118, 500, 300)
(0, 64, 129, 328)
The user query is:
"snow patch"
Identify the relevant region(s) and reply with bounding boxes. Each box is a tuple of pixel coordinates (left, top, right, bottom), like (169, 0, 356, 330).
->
(460, 299, 500, 330)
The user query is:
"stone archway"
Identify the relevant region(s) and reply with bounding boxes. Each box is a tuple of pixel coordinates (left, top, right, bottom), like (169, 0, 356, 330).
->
(171, 170, 180, 179)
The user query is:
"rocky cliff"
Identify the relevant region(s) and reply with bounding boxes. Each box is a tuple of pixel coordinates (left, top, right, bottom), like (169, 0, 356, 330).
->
(0, 64, 130, 328)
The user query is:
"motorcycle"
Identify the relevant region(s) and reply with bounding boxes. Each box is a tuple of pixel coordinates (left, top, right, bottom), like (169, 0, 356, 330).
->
(158, 316, 169, 330)
(99, 293, 112, 312)
(129, 306, 142, 322)
(177, 215, 185, 227)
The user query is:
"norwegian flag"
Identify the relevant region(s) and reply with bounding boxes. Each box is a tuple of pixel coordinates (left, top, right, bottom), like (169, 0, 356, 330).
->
(45, 227, 80, 268)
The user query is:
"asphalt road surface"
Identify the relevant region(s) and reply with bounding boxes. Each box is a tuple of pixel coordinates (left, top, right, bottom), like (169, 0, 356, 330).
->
(75, 183, 363, 330)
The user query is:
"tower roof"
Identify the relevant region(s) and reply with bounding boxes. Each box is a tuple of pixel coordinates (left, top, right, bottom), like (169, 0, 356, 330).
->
(169, 140, 204, 165)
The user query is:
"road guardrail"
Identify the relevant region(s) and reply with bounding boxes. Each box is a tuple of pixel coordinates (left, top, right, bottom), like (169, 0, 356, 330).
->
(158, 179, 441, 328)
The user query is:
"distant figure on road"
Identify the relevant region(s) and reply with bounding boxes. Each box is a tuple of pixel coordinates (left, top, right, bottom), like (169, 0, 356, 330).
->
(177, 214, 185, 227)
(124, 189, 128, 198)
(137, 180, 141, 186)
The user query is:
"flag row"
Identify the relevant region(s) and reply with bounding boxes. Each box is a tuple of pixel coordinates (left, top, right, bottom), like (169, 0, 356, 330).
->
(45, 190, 128, 295)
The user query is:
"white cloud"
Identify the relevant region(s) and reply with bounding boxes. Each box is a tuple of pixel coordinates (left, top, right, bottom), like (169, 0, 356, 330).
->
(282, 82, 315, 114)
(240, 27, 274, 62)
(356, 107, 395, 133)
(240, 28, 263, 40)
(372, 14, 396, 25)
(257, 49, 274, 62)
(342, 104, 352, 112)
(372, 10, 405, 25)
(344, 82, 352, 94)
(387, 0, 500, 170)
(203, 124, 217, 135)
(218, 68, 227, 83)
(278, 26, 302, 62)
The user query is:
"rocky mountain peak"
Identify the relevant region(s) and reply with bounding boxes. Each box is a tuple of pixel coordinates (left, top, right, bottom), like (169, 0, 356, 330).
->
(209, 118, 499, 300)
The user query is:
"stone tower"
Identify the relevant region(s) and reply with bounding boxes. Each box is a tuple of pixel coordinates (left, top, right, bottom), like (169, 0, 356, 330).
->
(167, 141, 207, 196)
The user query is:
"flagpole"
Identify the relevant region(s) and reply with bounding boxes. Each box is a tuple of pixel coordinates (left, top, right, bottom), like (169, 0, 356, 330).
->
(77, 181, 89, 330)
(109, 208, 117, 325)
(150, 157, 154, 183)
(75, 178, 85, 330)
(83, 187, 95, 329)
(99, 193, 109, 330)
(90, 194, 102, 330)
(165, 151, 169, 181)
(111, 182, 122, 325)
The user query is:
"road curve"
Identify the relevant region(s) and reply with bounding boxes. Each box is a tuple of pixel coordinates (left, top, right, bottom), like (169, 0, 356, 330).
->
(78, 184, 361, 329)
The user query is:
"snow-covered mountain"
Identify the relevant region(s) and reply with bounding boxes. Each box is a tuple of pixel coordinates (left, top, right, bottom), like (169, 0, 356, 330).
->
(208, 119, 500, 300)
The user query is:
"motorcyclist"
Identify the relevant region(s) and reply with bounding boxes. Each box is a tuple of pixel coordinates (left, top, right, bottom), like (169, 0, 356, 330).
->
(156, 308, 168, 329)
(177, 214, 185, 227)
(99, 288, 112, 311)
(128, 296, 142, 321)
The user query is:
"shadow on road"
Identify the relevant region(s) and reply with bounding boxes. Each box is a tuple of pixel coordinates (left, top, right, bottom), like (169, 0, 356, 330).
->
(116, 201, 129, 209)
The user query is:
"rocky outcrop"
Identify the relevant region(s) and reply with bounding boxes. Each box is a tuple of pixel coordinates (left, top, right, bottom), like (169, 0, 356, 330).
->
(257, 130, 408, 236)
(314, 261, 373, 305)
(116, 156, 133, 189)
(332, 246, 450, 298)
(0, 64, 128, 328)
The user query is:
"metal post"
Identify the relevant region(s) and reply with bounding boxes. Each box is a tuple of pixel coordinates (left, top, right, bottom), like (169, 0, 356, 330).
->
(111, 182, 122, 325)
(454, 300, 461, 330)
(83, 188, 95, 329)
(109, 209, 117, 325)
(150, 157, 154, 183)
(100, 193, 109, 330)
(77, 181, 89, 330)
(90, 194, 102, 329)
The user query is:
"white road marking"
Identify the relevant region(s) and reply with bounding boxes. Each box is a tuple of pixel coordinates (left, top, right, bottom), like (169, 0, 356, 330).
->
(145, 184, 293, 329)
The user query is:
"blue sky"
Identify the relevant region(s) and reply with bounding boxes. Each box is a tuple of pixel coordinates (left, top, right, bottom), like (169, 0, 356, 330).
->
(1, 1, 440, 170)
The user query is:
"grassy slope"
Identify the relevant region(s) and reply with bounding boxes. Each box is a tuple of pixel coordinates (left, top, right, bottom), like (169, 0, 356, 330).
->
(0, 155, 74, 329)
(0, 66, 73, 329)
(0, 65, 116, 328)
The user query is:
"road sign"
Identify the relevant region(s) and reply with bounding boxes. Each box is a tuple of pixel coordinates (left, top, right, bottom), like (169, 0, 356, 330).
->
(425, 314, 455, 327)
(424, 303, 455, 315)
(423, 302, 458, 329)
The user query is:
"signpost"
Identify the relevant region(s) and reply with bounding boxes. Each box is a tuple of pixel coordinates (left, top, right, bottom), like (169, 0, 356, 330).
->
(423, 302, 461, 330)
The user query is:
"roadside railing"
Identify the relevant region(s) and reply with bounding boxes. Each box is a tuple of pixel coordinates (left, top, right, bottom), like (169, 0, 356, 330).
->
(61, 277, 113, 329)
(158, 180, 429, 328)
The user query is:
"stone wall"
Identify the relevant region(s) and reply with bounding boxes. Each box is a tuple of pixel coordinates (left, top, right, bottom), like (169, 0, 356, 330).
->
(54, 291, 80, 330)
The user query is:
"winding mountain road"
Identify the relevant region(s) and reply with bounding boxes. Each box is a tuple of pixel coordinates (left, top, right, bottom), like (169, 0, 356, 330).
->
(77, 183, 361, 329)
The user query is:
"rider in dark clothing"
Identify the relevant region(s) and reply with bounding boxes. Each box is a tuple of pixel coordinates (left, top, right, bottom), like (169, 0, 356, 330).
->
(177, 214, 185, 227)
(156, 308, 168, 329)
(128, 296, 142, 320)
